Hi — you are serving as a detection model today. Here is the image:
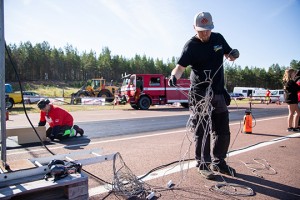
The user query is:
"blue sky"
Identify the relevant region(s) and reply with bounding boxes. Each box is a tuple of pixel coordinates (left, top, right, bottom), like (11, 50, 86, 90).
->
(4, 0, 300, 69)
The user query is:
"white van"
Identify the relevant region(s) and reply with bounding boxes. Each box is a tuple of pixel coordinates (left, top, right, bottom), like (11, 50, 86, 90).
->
(270, 89, 285, 103)
(252, 89, 268, 100)
(233, 87, 265, 98)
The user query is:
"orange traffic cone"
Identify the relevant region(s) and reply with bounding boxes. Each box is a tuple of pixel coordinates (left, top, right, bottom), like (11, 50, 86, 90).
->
(243, 110, 252, 134)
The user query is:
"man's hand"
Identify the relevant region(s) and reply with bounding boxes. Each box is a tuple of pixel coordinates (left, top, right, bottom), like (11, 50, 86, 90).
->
(226, 49, 239, 61)
(229, 49, 239, 58)
(168, 75, 177, 87)
(38, 121, 46, 126)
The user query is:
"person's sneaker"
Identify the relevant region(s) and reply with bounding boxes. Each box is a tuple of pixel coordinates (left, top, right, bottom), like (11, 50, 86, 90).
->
(198, 165, 215, 180)
(73, 125, 84, 136)
(210, 164, 236, 177)
(293, 128, 300, 132)
(287, 127, 294, 132)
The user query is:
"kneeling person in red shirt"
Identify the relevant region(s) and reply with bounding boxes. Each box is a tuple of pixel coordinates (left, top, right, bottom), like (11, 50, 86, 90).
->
(37, 99, 84, 141)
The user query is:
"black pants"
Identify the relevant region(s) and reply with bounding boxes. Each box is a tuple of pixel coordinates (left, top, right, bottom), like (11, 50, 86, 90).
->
(189, 92, 230, 167)
(46, 125, 72, 140)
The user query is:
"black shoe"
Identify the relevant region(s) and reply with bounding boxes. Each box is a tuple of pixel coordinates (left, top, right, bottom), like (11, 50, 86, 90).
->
(210, 163, 236, 177)
(287, 127, 294, 132)
(198, 164, 215, 180)
(293, 128, 300, 132)
(73, 125, 84, 136)
(49, 135, 55, 141)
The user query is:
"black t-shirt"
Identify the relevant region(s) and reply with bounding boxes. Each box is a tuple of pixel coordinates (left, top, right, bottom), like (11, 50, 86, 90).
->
(284, 80, 299, 104)
(177, 32, 232, 94)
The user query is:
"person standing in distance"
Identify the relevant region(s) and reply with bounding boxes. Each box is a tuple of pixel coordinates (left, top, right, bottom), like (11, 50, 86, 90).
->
(37, 99, 84, 141)
(168, 12, 239, 180)
(265, 89, 271, 105)
(282, 68, 300, 132)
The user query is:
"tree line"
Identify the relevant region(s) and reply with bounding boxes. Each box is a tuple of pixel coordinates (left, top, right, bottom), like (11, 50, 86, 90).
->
(4, 41, 300, 92)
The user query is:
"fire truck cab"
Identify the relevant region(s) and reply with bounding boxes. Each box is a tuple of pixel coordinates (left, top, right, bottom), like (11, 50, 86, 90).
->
(121, 74, 190, 110)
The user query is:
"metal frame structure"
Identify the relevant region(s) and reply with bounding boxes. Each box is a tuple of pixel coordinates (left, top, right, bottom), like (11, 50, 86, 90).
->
(0, 0, 7, 167)
(0, 149, 116, 187)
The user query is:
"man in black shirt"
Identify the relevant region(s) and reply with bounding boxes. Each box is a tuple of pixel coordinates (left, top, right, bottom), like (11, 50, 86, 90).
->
(169, 12, 239, 180)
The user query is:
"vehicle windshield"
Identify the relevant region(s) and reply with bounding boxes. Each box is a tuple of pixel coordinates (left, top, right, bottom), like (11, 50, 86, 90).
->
(122, 75, 136, 86)
(271, 91, 278, 95)
(92, 79, 104, 89)
(122, 78, 130, 86)
(130, 75, 136, 86)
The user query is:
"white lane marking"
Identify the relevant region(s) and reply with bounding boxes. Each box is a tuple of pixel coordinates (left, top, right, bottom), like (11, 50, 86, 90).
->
(89, 132, 300, 197)
(142, 132, 300, 181)
(229, 133, 300, 156)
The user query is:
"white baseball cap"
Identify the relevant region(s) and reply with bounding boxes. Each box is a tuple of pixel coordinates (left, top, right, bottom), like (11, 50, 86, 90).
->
(194, 12, 214, 31)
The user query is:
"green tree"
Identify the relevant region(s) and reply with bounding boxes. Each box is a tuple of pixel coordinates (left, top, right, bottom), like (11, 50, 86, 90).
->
(4, 40, 299, 91)
(98, 47, 112, 80)
(81, 50, 98, 80)
(290, 60, 300, 69)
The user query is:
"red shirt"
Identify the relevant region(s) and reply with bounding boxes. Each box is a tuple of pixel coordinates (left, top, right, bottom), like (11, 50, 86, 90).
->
(297, 81, 300, 102)
(266, 90, 271, 97)
(39, 104, 73, 127)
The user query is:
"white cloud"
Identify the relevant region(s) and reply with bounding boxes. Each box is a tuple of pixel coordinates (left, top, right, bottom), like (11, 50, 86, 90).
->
(266, 0, 296, 19)
(99, 0, 145, 36)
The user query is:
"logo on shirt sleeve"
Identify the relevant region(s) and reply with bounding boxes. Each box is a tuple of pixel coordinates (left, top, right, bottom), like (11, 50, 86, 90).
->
(214, 45, 222, 52)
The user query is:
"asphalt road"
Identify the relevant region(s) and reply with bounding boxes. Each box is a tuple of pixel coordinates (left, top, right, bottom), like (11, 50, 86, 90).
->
(5, 104, 288, 148)
(74, 105, 287, 140)
(4, 103, 299, 200)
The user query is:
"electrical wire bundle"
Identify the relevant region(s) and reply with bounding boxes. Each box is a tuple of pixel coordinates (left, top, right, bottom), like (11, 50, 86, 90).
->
(240, 158, 277, 179)
(111, 152, 152, 199)
(188, 78, 214, 168)
(174, 59, 257, 197)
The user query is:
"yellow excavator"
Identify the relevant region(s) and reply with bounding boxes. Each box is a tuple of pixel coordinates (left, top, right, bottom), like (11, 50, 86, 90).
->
(70, 78, 119, 104)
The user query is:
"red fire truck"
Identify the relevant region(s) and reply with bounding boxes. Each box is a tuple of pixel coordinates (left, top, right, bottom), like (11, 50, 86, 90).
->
(120, 74, 190, 110)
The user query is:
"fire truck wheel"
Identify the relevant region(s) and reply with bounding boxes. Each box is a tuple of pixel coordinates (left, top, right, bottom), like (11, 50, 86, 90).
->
(138, 96, 151, 110)
(180, 103, 189, 108)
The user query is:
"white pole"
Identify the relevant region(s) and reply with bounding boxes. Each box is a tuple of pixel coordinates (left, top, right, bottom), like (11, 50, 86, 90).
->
(0, 0, 7, 165)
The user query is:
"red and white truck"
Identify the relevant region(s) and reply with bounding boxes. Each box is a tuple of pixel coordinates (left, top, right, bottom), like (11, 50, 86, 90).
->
(120, 74, 190, 110)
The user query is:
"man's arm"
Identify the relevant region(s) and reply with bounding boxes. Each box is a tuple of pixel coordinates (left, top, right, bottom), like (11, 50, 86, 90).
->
(171, 64, 186, 80)
(168, 64, 186, 87)
(38, 111, 46, 126)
